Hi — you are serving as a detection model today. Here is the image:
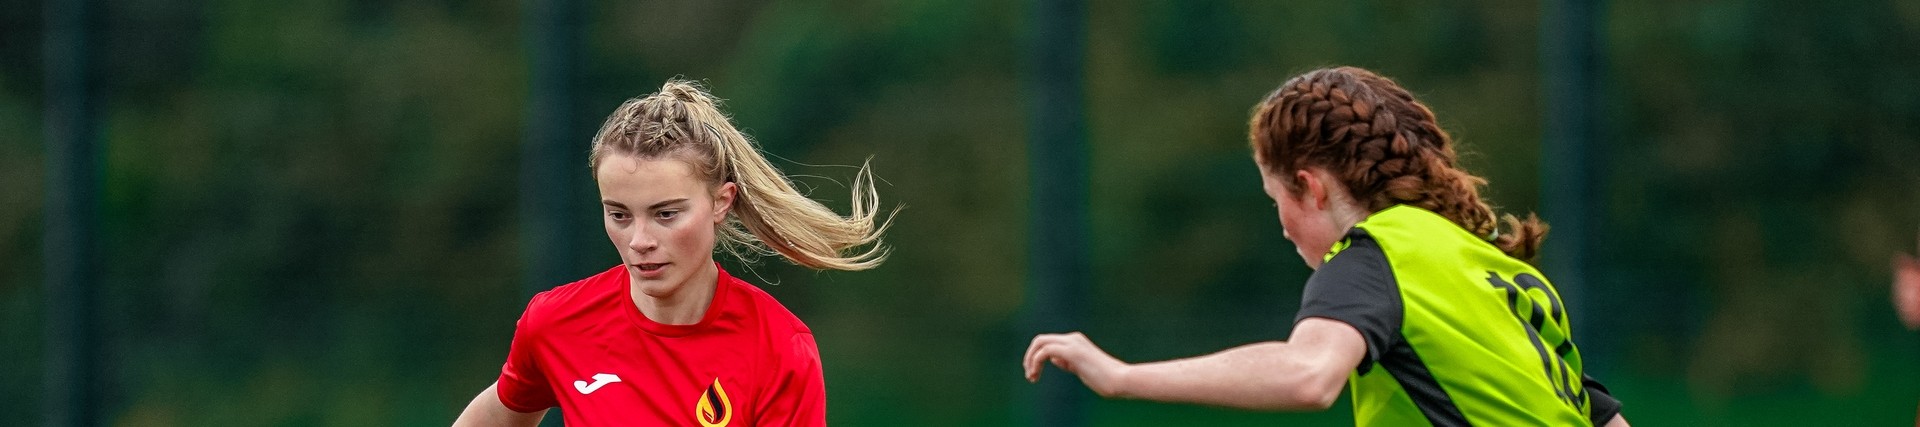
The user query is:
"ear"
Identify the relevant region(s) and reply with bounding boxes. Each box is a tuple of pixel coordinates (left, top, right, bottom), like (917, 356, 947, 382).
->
(1295, 169, 1328, 210)
(711, 182, 738, 224)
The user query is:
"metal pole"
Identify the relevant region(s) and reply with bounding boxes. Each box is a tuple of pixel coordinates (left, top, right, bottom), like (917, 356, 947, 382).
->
(1026, 0, 1088, 425)
(44, 0, 101, 424)
(520, 0, 581, 297)
(1541, 0, 1602, 360)
(523, 0, 581, 424)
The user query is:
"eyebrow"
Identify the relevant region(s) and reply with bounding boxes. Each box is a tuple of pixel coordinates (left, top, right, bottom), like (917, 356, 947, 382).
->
(603, 198, 689, 210)
(648, 198, 690, 210)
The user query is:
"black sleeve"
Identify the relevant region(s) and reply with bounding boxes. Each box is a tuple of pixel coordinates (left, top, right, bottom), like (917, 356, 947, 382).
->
(1293, 230, 1401, 373)
(1584, 374, 1622, 426)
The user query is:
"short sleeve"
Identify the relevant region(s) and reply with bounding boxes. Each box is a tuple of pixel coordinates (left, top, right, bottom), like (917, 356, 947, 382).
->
(754, 332, 827, 427)
(495, 293, 557, 412)
(1294, 231, 1403, 373)
(1583, 374, 1622, 426)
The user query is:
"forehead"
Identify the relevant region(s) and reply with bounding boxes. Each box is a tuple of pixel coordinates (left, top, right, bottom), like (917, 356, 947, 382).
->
(594, 155, 710, 203)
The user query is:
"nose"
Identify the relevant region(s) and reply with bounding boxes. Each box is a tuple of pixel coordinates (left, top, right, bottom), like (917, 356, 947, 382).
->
(627, 226, 659, 253)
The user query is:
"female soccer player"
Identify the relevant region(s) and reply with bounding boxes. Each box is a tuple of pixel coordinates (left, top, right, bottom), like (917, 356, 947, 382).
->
(454, 80, 889, 426)
(1023, 66, 1628, 426)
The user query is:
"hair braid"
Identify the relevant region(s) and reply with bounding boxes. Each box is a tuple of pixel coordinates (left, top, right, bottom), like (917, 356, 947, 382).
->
(1250, 67, 1548, 262)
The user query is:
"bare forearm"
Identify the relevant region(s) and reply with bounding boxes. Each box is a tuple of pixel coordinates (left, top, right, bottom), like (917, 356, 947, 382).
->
(1024, 319, 1363, 411)
(1118, 341, 1346, 411)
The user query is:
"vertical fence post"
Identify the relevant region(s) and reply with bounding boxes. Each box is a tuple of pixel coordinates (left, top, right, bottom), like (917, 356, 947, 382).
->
(1541, 0, 1604, 359)
(44, 0, 102, 424)
(522, 0, 581, 424)
(1025, 0, 1089, 425)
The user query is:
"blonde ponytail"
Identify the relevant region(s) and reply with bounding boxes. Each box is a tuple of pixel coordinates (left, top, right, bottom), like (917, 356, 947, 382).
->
(589, 80, 894, 271)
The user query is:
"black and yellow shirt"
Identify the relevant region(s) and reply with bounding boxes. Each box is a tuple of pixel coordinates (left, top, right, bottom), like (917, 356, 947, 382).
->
(1297, 205, 1622, 426)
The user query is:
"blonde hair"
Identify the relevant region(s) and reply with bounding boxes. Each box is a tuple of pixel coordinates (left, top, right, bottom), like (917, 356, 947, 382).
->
(588, 79, 893, 271)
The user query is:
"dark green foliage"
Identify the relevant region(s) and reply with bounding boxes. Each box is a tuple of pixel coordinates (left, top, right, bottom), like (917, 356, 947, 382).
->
(2, 0, 1916, 425)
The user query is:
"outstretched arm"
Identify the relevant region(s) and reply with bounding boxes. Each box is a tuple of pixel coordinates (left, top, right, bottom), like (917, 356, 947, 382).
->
(1023, 317, 1366, 411)
(451, 382, 547, 427)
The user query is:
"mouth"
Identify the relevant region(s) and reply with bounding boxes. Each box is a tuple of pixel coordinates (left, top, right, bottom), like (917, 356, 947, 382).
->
(632, 263, 669, 275)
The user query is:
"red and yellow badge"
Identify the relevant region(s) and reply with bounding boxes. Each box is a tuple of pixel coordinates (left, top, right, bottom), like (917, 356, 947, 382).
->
(694, 377, 733, 427)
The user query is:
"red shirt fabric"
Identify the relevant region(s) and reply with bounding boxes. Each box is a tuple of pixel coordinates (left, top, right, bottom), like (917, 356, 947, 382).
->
(495, 264, 826, 427)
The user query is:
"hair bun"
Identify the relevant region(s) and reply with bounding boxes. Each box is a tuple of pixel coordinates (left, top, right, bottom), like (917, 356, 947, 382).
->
(659, 80, 708, 104)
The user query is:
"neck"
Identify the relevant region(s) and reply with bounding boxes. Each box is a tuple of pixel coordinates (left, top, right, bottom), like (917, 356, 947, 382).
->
(631, 262, 721, 325)
(1332, 207, 1367, 234)
(1327, 196, 1370, 235)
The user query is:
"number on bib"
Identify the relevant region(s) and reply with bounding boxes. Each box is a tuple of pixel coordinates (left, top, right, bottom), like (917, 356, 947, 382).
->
(1486, 271, 1585, 409)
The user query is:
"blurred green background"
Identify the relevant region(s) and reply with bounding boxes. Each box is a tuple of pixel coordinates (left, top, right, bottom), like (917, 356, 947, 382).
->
(6, 0, 1920, 425)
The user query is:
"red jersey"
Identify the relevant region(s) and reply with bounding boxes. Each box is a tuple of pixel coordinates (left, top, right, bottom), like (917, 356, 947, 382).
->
(495, 264, 826, 427)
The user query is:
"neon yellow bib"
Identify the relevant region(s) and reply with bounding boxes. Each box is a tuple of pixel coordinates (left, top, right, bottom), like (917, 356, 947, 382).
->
(1323, 205, 1591, 426)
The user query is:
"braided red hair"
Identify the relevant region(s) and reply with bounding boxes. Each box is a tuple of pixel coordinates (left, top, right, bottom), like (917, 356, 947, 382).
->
(1249, 66, 1548, 262)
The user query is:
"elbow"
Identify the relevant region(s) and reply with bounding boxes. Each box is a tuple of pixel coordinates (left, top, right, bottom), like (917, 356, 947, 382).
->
(1251, 379, 1338, 411)
(1293, 379, 1341, 411)
(1274, 366, 1344, 411)
(1242, 374, 1340, 411)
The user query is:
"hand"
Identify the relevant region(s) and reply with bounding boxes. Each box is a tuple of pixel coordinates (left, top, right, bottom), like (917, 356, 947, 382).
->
(1895, 236, 1920, 330)
(1023, 332, 1131, 398)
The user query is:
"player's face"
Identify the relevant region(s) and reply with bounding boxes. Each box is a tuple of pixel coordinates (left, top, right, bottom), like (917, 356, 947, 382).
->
(1260, 167, 1339, 269)
(596, 154, 736, 299)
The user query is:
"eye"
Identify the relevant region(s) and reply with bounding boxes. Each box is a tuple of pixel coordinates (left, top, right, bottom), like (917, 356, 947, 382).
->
(655, 210, 681, 220)
(607, 211, 631, 221)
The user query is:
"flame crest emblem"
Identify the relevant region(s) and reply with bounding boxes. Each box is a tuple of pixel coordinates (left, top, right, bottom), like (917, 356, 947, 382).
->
(695, 377, 733, 427)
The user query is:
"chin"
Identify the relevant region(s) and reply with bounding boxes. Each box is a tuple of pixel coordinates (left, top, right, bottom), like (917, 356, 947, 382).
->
(1297, 252, 1322, 270)
(629, 273, 682, 297)
(634, 281, 683, 299)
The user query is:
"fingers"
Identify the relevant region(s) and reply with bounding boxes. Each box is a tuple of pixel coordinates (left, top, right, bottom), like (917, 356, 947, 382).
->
(1025, 333, 1066, 382)
(1023, 335, 1046, 382)
(1023, 332, 1087, 383)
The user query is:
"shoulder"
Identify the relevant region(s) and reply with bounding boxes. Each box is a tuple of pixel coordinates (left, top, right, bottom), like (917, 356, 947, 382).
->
(1354, 205, 1500, 264)
(1298, 229, 1404, 369)
(724, 273, 814, 337)
(716, 270, 820, 368)
(1311, 229, 1394, 288)
(520, 265, 627, 331)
